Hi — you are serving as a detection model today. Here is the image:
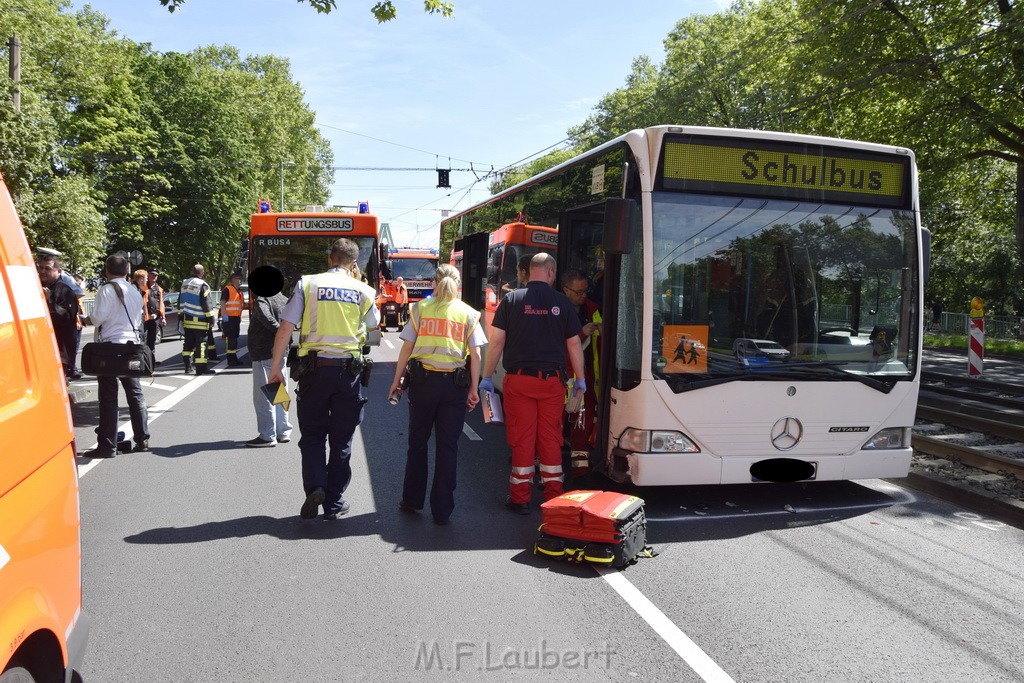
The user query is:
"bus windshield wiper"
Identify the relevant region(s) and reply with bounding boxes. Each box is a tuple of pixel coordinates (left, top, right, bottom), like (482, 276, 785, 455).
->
(748, 364, 897, 393)
(667, 362, 896, 394)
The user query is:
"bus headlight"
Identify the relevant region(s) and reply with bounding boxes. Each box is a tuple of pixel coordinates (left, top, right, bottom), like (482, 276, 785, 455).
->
(619, 428, 699, 453)
(861, 427, 911, 450)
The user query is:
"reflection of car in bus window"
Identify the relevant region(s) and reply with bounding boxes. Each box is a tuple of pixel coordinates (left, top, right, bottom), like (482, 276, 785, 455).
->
(733, 338, 791, 365)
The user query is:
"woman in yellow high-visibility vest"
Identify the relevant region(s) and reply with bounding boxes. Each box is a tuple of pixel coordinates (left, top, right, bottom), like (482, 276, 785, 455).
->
(388, 264, 487, 525)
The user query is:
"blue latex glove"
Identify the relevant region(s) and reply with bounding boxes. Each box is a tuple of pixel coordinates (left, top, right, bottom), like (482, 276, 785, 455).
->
(573, 379, 587, 394)
(479, 377, 494, 394)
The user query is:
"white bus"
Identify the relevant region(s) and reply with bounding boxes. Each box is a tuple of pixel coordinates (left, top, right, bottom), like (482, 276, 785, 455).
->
(440, 125, 924, 486)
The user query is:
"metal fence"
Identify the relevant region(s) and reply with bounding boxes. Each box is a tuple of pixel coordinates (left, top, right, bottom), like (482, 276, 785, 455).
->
(82, 291, 221, 317)
(822, 304, 1022, 340)
(930, 312, 1022, 339)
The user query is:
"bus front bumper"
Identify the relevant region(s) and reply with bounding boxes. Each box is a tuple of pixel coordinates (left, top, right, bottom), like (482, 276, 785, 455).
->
(617, 448, 913, 486)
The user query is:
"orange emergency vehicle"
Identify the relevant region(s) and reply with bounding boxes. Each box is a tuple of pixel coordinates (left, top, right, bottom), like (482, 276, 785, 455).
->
(0, 173, 89, 681)
(379, 247, 438, 330)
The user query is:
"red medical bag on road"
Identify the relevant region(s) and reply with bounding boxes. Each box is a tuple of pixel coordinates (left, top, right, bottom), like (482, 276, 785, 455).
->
(535, 490, 654, 568)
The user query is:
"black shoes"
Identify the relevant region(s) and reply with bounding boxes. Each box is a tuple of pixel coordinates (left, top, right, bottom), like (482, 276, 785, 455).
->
(244, 437, 275, 448)
(323, 501, 351, 521)
(433, 517, 450, 526)
(83, 448, 115, 458)
(300, 487, 325, 519)
(134, 440, 150, 452)
(505, 497, 530, 515)
(398, 500, 420, 513)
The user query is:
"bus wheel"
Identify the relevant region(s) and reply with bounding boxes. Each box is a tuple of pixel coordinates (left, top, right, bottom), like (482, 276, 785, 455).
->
(0, 667, 37, 683)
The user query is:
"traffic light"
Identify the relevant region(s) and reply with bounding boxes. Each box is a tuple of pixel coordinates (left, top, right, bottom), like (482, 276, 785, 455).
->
(437, 169, 450, 189)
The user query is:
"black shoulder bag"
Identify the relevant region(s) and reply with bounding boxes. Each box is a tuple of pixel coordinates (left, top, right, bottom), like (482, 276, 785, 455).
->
(81, 283, 154, 378)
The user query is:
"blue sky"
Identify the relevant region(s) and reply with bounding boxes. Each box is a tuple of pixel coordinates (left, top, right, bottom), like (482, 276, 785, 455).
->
(74, 0, 724, 248)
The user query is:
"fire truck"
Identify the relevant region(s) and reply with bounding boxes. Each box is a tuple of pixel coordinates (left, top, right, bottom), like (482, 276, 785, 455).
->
(379, 247, 439, 330)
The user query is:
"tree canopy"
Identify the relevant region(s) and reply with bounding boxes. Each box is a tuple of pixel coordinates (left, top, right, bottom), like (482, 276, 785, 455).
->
(0, 0, 333, 286)
(157, 0, 454, 22)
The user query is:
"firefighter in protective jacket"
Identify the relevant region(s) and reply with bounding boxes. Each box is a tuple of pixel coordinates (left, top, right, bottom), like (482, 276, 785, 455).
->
(180, 264, 214, 375)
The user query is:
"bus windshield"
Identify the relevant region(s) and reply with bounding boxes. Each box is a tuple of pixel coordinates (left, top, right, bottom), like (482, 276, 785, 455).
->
(250, 234, 377, 296)
(650, 191, 919, 387)
(389, 257, 438, 281)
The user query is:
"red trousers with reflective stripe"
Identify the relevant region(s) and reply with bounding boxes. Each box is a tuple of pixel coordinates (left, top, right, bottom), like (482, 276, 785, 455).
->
(503, 374, 565, 503)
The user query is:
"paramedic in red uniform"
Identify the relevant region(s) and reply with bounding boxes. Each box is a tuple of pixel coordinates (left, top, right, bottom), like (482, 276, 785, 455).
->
(480, 253, 585, 514)
(388, 264, 487, 525)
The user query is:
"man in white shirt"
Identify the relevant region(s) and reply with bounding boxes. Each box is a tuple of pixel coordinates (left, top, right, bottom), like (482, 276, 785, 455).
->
(82, 254, 151, 458)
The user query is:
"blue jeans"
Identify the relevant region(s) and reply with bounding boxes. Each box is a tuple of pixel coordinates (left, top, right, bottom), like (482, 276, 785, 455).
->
(97, 375, 149, 452)
(296, 365, 364, 515)
(252, 358, 293, 441)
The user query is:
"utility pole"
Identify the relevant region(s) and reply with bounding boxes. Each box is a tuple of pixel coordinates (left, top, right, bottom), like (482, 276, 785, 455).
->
(9, 33, 20, 110)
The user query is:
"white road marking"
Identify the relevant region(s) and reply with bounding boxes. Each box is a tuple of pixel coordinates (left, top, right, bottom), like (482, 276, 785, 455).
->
(138, 382, 179, 392)
(596, 568, 735, 683)
(383, 338, 395, 349)
(462, 424, 481, 441)
(77, 349, 247, 477)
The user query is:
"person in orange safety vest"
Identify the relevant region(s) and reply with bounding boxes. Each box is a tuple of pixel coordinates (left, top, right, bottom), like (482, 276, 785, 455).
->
(394, 276, 409, 323)
(219, 273, 245, 367)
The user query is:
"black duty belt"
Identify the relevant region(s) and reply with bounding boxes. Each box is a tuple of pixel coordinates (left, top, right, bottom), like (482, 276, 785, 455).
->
(510, 368, 562, 380)
(315, 357, 353, 367)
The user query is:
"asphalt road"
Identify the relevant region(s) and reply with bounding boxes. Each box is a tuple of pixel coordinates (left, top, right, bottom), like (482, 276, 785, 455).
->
(71, 333, 1024, 682)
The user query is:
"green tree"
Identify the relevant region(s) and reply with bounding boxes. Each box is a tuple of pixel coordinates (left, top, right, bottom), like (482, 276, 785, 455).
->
(157, 0, 454, 21)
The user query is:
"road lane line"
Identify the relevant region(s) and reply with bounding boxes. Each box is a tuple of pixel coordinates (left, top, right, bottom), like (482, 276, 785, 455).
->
(595, 567, 735, 683)
(137, 382, 179, 392)
(77, 349, 246, 478)
(462, 424, 481, 441)
(383, 338, 395, 349)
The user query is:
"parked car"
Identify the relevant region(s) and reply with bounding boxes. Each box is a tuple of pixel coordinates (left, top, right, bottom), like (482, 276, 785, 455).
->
(733, 338, 791, 365)
(157, 291, 184, 343)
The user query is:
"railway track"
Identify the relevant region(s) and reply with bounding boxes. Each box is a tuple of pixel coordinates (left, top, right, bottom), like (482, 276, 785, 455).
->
(915, 371, 1024, 482)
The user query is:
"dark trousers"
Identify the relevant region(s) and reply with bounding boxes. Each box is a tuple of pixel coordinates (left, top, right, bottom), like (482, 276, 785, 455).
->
(144, 319, 159, 352)
(53, 324, 77, 376)
(403, 373, 468, 522)
(296, 365, 364, 515)
(182, 319, 210, 373)
(97, 375, 149, 452)
(223, 316, 241, 361)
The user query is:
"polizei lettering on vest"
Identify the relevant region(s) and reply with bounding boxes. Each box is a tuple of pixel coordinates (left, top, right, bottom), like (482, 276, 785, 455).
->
(317, 287, 361, 304)
(420, 317, 466, 340)
(741, 151, 883, 191)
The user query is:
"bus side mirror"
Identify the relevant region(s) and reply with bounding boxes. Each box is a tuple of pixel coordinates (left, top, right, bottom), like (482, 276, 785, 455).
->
(603, 198, 638, 255)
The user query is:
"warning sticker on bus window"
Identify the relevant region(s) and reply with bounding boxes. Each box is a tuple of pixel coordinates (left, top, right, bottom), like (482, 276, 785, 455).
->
(660, 325, 709, 373)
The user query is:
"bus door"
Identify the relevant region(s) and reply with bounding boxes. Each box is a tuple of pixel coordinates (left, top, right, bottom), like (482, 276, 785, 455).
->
(457, 231, 488, 312)
(558, 204, 612, 461)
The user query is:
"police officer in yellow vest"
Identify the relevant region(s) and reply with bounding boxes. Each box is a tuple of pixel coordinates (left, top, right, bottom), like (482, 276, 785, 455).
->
(268, 238, 380, 520)
(219, 273, 245, 367)
(180, 264, 214, 375)
(388, 264, 486, 525)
